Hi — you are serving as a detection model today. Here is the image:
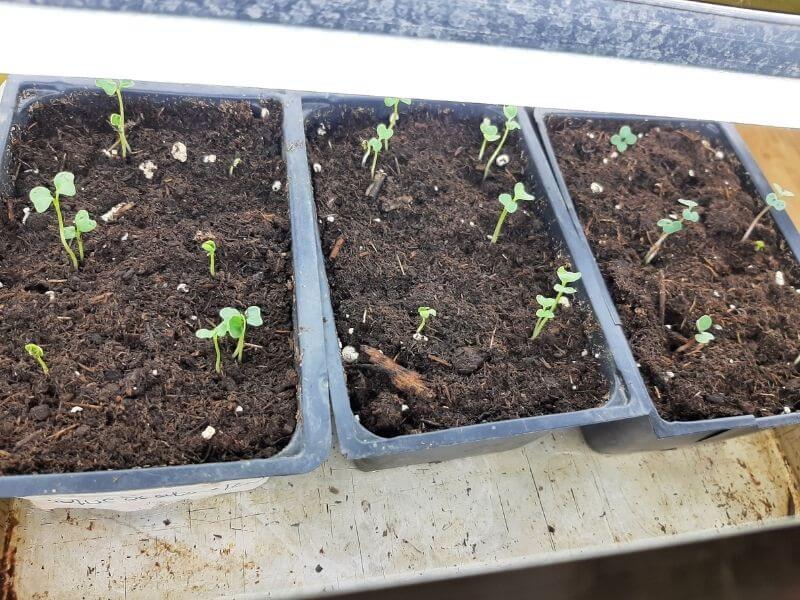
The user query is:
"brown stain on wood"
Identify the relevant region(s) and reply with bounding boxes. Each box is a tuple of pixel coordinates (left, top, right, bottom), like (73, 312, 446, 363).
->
(0, 512, 17, 600)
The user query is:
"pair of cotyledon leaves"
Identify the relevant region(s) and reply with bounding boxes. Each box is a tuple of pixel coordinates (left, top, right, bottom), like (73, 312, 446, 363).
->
(95, 79, 134, 129)
(30, 172, 97, 239)
(480, 106, 521, 142)
(695, 315, 715, 345)
(367, 123, 394, 152)
(384, 97, 411, 108)
(766, 183, 795, 211)
(196, 307, 263, 340)
(535, 267, 582, 320)
(657, 199, 699, 234)
(610, 125, 637, 152)
(499, 182, 534, 214)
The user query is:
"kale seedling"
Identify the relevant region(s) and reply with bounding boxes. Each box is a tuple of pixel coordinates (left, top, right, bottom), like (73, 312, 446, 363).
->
(29, 171, 80, 269)
(24, 343, 49, 375)
(483, 106, 520, 181)
(643, 199, 700, 265)
(677, 315, 715, 353)
(201, 240, 217, 277)
(754, 240, 766, 252)
(610, 125, 637, 152)
(384, 97, 411, 144)
(196, 321, 228, 374)
(478, 118, 501, 160)
(229, 157, 242, 177)
(491, 182, 534, 244)
(95, 78, 134, 158)
(220, 306, 263, 362)
(741, 183, 795, 242)
(363, 124, 393, 178)
(416, 306, 437, 337)
(64, 209, 97, 263)
(531, 266, 582, 340)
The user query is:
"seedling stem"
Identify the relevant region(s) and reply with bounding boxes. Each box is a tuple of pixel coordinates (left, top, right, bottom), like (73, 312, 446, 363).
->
(25, 343, 49, 375)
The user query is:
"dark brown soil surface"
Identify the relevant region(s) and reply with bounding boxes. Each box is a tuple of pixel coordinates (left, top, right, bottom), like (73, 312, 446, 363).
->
(0, 92, 297, 475)
(547, 116, 800, 421)
(308, 104, 610, 437)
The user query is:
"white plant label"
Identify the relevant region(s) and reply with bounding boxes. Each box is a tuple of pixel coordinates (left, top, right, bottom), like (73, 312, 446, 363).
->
(23, 477, 269, 512)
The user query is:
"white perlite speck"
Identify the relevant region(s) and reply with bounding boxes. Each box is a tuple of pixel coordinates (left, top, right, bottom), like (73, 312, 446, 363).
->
(401, 404, 409, 412)
(70, 406, 83, 414)
(176, 283, 189, 293)
(775, 271, 786, 286)
(45, 291, 56, 303)
(171, 142, 188, 162)
(272, 181, 282, 192)
(138, 161, 158, 179)
(590, 182, 604, 194)
(412, 332, 428, 342)
(313, 163, 322, 173)
(201, 426, 216, 440)
(715, 151, 725, 160)
(688, 169, 695, 177)
(235, 405, 244, 414)
(347, 328, 354, 335)
(326, 215, 335, 223)
(341, 346, 359, 363)
(495, 154, 510, 167)
(587, 132, 595, 139)
(202, 154, 217, 163)
(558, 296, 571, 308)
(784, 407, 792, 414)
(22, 207, 31, 225)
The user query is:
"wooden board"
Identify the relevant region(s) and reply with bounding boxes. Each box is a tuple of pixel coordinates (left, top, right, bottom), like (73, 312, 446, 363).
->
(1, 429, 797, 599)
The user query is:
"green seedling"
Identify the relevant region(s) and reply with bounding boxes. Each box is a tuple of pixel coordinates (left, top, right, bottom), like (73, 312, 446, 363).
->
(95, 78, 134, 158)
(754, 240, 766, 252)
(531, 266, 582, 340)
(483, 106, 520, 181)
(29, 171, 80, 269)
(229, 157, 242, 177)
(25, 343, 49, 375)
(220, 306, 263, 362)
(741, 183, 795, 242)
(201, 240, 217, 277)
(677, 315, 715, 353)
(64, 209, 97, 262)
(491, 182, 534, 244)
(363, 124, 393, 178)
(416, 306, 437, 337)
(478, 118, 501, 160)
(610, 125, 637, 152)
(384, 97, 411, 145)
(643, 199, 700, 265)
(196, 322, 227, 374)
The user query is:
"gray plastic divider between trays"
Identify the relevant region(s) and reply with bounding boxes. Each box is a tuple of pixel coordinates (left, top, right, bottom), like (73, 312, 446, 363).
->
(0, 76, 331, 497)
(302, 94, 648, 470)
(533, 107, 800, 452)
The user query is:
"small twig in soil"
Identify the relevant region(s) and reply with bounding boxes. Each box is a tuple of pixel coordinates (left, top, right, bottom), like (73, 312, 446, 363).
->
(489, 326, 497, 350)
(427, 354, 452, 368)
(396, 253, 406, 276)
(365, 170, 387, 199)
(5, 200, 14, 223)
(421, 418, 444, 429)
(361, 345, 435, 402)
(48, 423, 80, 441)
(658, 272, 666, 325)
(329, 236, 345, 260)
